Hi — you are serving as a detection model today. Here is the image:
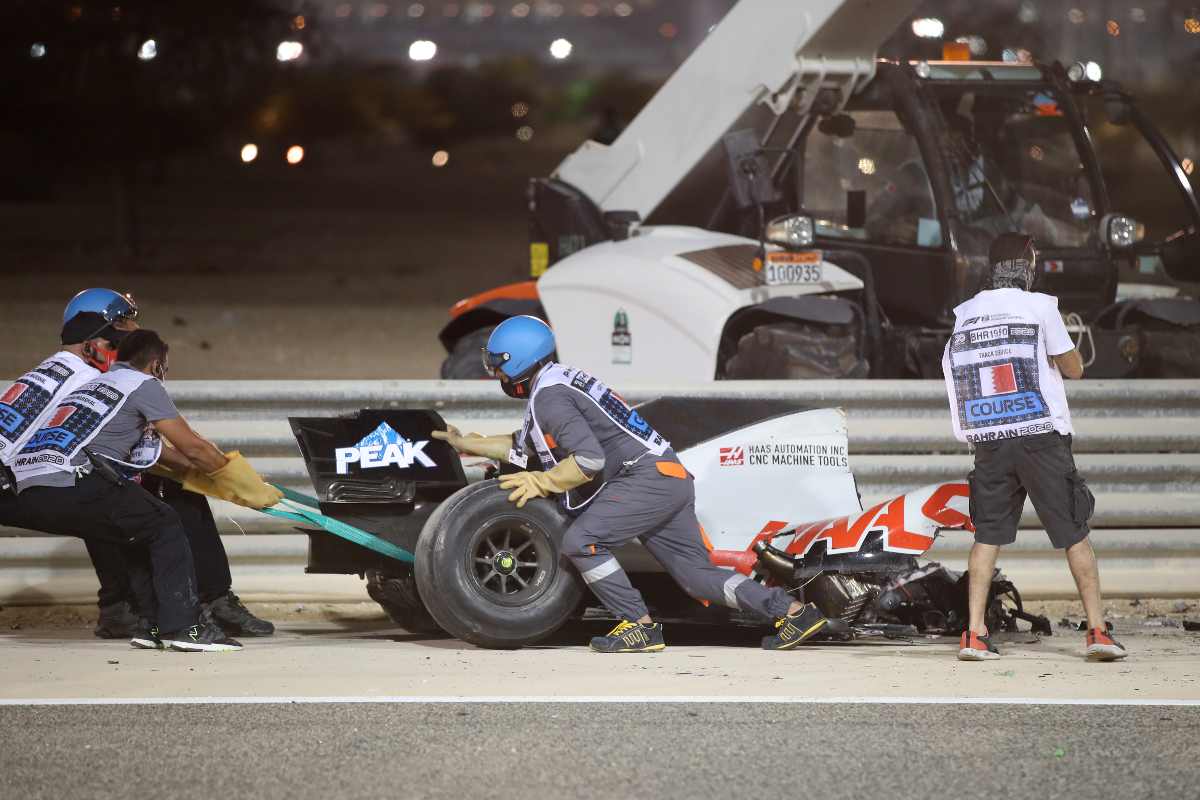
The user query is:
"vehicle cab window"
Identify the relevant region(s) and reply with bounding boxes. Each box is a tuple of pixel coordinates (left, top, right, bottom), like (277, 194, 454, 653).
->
(931, 87, 1095, 250)
(801, 110, 942, 248)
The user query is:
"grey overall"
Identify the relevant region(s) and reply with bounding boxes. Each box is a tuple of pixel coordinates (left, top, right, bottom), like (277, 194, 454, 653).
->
(531, 383, 795, 623)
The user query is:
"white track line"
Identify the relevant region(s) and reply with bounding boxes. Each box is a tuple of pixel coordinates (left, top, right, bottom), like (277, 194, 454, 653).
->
(2, 695, 1198, 707)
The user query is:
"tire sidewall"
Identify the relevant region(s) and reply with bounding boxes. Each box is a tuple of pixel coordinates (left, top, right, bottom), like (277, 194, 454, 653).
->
(415, 479, 583, 648)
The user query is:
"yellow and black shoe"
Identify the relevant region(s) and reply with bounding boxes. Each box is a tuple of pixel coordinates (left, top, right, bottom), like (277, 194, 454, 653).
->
(589, 621, 666, 653)
(762, 604, 828, 651)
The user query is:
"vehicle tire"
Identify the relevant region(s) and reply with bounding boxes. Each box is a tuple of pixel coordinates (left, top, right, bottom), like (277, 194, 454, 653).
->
(723, 321, 869, 379)
(440, 327, 494, 379)
(414, 479, 584, 649)
(365, 568, 445, 635)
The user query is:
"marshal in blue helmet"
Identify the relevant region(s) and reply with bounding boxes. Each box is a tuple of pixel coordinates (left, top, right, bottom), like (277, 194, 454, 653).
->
(437, 313, 826, 654)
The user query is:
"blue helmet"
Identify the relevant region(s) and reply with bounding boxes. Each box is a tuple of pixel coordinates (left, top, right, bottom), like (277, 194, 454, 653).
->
(63, 288, 139, 326)
(483, 316, 556, 398)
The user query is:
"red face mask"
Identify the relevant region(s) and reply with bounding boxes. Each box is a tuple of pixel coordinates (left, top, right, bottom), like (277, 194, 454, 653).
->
(83, 340, 119, 372)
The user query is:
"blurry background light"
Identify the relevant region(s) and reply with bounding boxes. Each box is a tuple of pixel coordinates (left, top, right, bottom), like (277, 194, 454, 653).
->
(1068, 8, 1085, 24)
(286, 145, 304, 165)
(137, 39, 157, 61)
(511, 101, 529, 118)
(516, 126, 534, 142)
(1129, 7, 1147, 23)
(432, 150, 449, 167)
(408, 3, 425, 18)
(614, 2, 633, 16)
(911, 18, 945, 38)
(292, 14, 307, 30)
(1183, 158, 1195, 176)
(857, 157, 876, 175)
(240, 144, 258, 163)
(1085, 61, 1103, 81)
(1017, 1, 1037, 23)
(1106, 19, 1120, 36)
(511, 3, 530, 18)
(276, 41, 304, 62)
(658, 22, 678, 39)
(1186, 18, 1200, 34)
(409, 40, 437, 61)
(549, 38, 572, 59)
(30, 42, 46, 59)
(955, 35, 987, 56)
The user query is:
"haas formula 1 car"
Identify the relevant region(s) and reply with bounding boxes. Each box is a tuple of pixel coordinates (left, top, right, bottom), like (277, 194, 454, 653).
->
(289, 399, 1045, 648)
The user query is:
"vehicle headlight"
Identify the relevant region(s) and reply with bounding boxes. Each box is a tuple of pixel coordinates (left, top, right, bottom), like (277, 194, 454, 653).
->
(765, 214, 814, 249)
(1102, 213, 1145, 248)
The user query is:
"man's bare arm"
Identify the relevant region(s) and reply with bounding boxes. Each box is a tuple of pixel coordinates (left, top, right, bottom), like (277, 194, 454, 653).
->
(1052, 349, 1084, 380)
(153, 417, 228, 473)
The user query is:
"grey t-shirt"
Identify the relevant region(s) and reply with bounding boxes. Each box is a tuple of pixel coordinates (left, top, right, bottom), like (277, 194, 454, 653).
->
(528, 384, 656, 483)
(17, 363, 179, 491)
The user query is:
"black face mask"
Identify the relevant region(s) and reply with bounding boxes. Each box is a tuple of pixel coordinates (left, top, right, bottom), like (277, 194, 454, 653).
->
(499, 377, 530, 399)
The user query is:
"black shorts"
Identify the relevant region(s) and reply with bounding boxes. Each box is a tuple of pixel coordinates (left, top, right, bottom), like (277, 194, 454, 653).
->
(968, 432, 1094, 549)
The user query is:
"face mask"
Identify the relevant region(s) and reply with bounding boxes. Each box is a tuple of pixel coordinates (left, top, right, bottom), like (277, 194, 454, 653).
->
(83, 340, 118, 372)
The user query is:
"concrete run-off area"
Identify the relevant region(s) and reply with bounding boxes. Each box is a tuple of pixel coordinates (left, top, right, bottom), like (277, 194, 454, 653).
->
(2, 611, 1197, 704)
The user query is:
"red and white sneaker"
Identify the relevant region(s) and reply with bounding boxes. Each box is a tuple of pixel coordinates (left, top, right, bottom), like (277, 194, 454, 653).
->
(957, 630, 1001, 661)
(1086, 627, 1128, 661)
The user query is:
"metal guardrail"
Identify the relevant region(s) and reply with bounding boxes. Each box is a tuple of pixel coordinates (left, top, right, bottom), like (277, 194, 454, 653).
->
(3, 380, 1198, 535)
(2, 380, 1197, 600)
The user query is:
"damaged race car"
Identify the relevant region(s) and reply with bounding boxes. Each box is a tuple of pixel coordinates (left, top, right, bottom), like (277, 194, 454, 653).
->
(286, 399, 1048, 648)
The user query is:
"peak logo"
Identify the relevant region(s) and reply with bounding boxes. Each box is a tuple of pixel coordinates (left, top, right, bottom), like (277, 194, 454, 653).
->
(335, 422, 436, 474)
(719, 446, 744, 467)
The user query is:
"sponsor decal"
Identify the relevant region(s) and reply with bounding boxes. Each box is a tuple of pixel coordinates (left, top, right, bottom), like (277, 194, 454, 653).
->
(719, 446, 744, 467)
(1044, 259, 1065, 273)
(744, 441, 848, 469)
(978, 362, 1017, 396)
(969, 325, 1009, 344)
(952, 333, 967, 347)
(335, 421, 436, 475)
(611, 309, 632, 365)
(1009, 325, 1036, 337)
(965, 392, 1045, 424)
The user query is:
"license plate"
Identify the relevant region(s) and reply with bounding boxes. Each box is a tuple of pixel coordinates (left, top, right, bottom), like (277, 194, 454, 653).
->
(764, 251, 823, 286)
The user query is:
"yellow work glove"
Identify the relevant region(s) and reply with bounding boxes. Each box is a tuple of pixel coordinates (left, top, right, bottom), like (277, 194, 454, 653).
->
(432, 425, 512, 461)
(203, 451, 284, 509)
(498, 455, 592, 509)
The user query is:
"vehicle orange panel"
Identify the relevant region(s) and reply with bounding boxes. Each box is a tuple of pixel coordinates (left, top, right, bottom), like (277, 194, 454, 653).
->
(448, 281, 540, 320)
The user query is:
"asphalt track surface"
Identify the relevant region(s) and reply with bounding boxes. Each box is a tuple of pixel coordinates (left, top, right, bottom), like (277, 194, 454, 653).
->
(1, 700, 1196, 800)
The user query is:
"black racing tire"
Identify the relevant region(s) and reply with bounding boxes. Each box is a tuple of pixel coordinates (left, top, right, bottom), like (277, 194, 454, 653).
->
(440, 327, 494, 379)
(365, 568, 446, 635)
(414, 479, 583, 649)
(723, 321, 869, 379)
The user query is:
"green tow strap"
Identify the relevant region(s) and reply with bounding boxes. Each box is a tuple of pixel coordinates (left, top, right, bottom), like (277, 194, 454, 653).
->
(259, 484, 415, 564)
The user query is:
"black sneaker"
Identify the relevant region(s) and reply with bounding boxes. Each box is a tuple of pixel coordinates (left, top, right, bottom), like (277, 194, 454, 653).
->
(95, 601, 139, 639)
(762, 603, 828, 650)
(163, 621, 243, 652)
(130, 620, 164, 650)
(589, 621, 666, 653)
(203, 592, 274, 637)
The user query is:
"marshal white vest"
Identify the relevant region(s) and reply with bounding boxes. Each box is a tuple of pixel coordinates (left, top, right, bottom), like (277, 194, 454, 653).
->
(10, 368, 163, 483)
(510, 364, 670, 512)
(0, 351, 99, 466)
